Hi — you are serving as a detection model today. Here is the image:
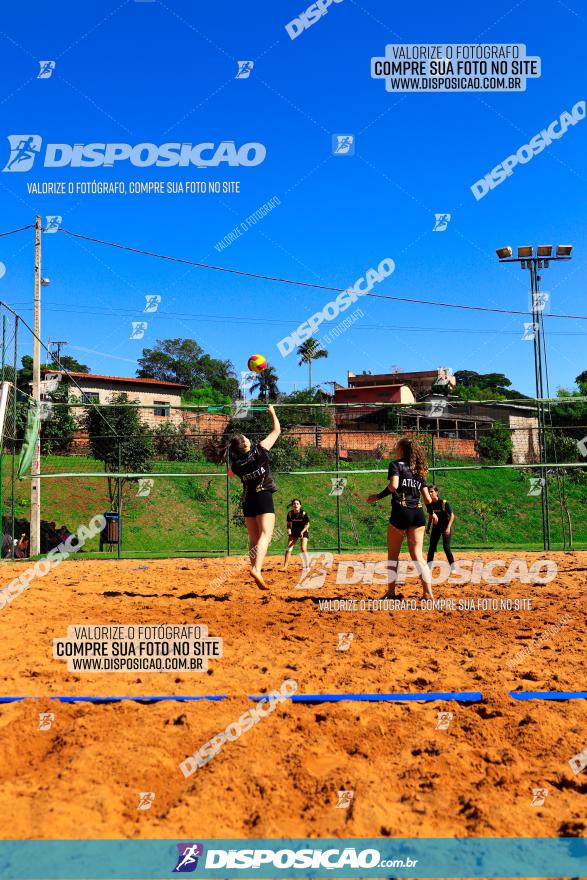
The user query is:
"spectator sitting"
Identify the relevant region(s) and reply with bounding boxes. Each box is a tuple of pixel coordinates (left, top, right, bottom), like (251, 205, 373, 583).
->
(14, 533, 29, 559)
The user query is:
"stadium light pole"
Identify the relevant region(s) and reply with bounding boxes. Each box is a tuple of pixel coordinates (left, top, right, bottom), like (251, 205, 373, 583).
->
(31, 216, 42, 556)
(495, 244, 573, 552)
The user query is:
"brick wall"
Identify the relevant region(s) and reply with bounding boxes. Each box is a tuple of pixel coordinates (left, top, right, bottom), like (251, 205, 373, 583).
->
(284, 427, 478, 459)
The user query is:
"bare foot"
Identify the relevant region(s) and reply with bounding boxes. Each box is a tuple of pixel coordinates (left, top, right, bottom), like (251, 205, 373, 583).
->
(251, 568, 269, 590)
(422, 589, 434, 600)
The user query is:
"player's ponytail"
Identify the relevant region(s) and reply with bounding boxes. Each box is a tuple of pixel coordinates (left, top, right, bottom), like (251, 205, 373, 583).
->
(203, 432, 249, 464)
(397, 436, 429, 481)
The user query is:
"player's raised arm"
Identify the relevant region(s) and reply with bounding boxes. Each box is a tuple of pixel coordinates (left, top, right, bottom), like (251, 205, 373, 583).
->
(259, 404, 281, 451)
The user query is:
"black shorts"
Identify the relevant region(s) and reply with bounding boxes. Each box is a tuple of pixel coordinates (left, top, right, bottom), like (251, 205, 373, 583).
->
(290, 525, 308, 540)
(243, 490, 275, 518)
(389, 504, 426, 530)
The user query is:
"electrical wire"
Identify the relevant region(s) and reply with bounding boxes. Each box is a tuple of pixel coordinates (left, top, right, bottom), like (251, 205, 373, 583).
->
(56, 227, 587, 321)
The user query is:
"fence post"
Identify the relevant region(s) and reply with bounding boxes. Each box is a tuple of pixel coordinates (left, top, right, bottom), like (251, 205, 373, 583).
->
(226, 453, 231, 556)
(10, 317, 18, 557)
(335, 430, 341, 554)
(431, 433, 436, 484)
(117, 439, 122, 559)
(0, 314, 5, 538)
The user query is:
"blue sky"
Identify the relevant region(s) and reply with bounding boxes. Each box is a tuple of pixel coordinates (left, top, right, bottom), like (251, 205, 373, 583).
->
(0, 0, 585, 396)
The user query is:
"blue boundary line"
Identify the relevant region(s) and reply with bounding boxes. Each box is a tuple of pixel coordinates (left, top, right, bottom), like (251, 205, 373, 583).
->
(0, 692, 483, 704)
(509, 690, 587, 700)
(250, 691, 485, 702)
(2, 691, 585, 704)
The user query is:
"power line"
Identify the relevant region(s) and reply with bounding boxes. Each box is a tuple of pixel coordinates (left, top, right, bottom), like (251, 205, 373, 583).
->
(57, 227, 587, 321)
(7, 302, 587, 335)
(0, 225, 34, 238)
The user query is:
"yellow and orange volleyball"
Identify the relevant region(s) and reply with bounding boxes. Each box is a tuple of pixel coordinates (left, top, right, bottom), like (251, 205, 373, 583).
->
(247, 353, 267, 373)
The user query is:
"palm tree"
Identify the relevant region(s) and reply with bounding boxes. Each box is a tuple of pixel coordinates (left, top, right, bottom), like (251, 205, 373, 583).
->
(297, 337, 328, 389)
(250, 364, 279, 401)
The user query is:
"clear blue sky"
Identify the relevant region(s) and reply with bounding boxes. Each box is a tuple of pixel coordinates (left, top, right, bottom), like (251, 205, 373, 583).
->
(0, 0, 585, 396)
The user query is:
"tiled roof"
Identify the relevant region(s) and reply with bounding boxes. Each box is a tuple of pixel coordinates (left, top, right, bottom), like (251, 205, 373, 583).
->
(42, 370, 188, 389)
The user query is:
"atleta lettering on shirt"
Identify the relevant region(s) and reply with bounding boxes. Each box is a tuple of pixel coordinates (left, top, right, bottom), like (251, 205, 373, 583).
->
(388, 459, 427, 508)
(231, 445, 277, 493)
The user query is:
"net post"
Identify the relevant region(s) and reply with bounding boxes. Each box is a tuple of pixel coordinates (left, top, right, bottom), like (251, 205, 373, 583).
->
(0, 313, 5, 539)
(335, 429, 341, 554)
(10, 317, 17, 558)
(225, 451, 231, 557)
(117, 439, 122, 560)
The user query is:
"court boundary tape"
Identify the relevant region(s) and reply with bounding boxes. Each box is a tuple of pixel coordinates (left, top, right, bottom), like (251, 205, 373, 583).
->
(0, 691, 584, 704)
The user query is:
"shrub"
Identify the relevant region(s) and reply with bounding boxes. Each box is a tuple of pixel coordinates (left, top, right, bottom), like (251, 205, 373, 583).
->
(476, 422, 513, 463)
(153, 422, 193, 461)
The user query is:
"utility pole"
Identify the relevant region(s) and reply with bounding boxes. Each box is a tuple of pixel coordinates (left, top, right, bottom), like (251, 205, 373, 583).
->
(50, 340, 68, 364)
(31, 216, 42, 556)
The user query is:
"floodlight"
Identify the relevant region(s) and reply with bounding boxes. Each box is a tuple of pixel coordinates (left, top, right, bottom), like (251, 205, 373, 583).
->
(556, 244, 573, 257)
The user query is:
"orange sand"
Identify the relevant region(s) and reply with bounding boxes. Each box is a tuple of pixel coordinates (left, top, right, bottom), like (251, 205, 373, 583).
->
(0, 551, 584, 841)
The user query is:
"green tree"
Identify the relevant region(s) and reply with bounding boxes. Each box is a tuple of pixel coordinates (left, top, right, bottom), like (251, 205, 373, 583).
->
(251, 364, 280, 401)
(137, 338, 238, 397)
(41, 384, 76, 454)
(51, 355, 90, 373)
(297, 337, 328, 389)
(82, 392, 153, 512)
(476, 422, 513, 463)
(181, 385, 232, 407)
(16, 355, 90, 393)
(471, 498, 512, 542)
(453, 370, 528, 401)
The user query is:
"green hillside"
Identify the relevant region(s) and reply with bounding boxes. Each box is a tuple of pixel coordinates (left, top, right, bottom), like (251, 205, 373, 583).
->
(1, 453, 585, 557)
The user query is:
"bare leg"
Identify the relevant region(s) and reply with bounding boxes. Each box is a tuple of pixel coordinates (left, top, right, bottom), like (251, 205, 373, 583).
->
(407, 526, 433, 599)
(250, 512, 275, 590)
(245, 517, 260, 569)
(300, 534, 309, 569)
(385, 523, 405, 599)
(283, 536, 297, 570)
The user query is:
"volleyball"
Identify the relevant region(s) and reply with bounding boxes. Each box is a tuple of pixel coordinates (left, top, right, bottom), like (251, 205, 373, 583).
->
(248, 353, 267, 373)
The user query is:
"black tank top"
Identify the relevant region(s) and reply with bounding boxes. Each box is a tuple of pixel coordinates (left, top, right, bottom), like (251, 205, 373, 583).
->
(388, 458, 427, 509)
(231, 444, 277, 494)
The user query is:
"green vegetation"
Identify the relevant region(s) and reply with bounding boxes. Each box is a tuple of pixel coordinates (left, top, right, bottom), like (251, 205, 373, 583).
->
(1, 450, 585, 558)
(476, 422, 513, 463)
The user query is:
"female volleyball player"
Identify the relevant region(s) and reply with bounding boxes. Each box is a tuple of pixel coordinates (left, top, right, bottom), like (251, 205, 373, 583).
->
(367, 436, 437, 600)
(426, 485, 456, 568)
(282, 498, 310, 571)
(204, 404, 281, 590)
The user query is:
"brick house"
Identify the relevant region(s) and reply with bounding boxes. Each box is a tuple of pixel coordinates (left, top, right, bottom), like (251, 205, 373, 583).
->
(41, 370, 187, 428)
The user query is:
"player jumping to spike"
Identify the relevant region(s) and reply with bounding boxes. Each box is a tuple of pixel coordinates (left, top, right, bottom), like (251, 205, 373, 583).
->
(204, 404, 281, 591)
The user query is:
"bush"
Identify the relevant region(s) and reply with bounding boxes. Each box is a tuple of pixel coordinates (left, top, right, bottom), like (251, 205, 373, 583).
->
(301, 445, 331, 467)
(153, 422, 193, 461)
(476, 422, 512, 463)
(266, 437, 303, 473)
(180, 477, 215, 502)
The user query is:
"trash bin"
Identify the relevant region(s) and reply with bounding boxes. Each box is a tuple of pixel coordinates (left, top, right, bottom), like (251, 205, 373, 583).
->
(100, 511, 120, 551)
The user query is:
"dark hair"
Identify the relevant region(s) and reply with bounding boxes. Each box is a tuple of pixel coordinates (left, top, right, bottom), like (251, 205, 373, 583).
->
(290, 498, 302, 506)
(430, 485, 439, 493)
(396, 436, 429, 481)
(203, 433, 248, 464)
